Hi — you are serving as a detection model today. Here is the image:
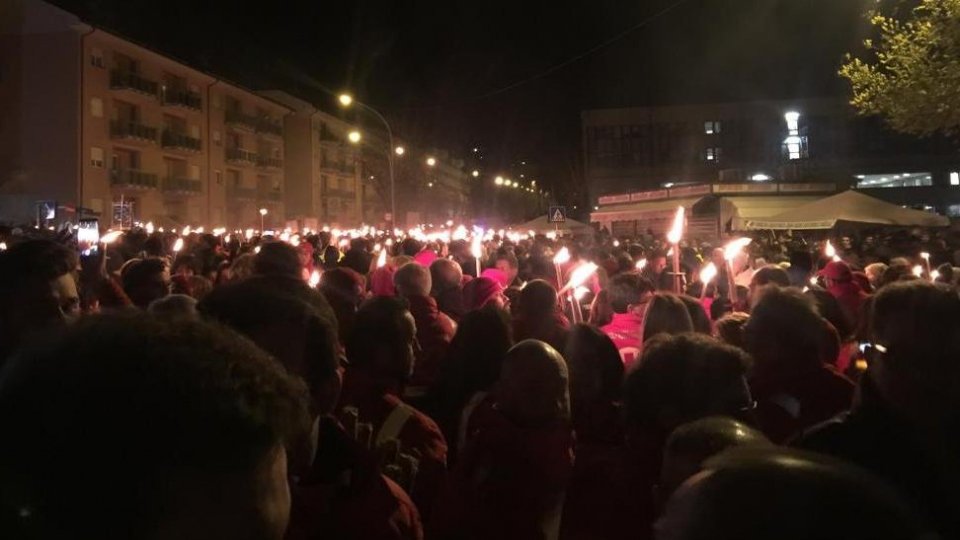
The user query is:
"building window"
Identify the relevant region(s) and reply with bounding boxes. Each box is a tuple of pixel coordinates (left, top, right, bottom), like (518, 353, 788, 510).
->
(704, 147, 721, 162)
(950, 171, 959, 186)
(855, 172, 932, 189)
(704, 121, 721, 135)
(213, 130, 221, 145)
(190, 125, 200, 139)
(90, 147, 104, 168)
(189, 165, 200, 180)
(948, 205, 960, 218)
(90, 98, 103, 118)
(90, 48, 105, 68)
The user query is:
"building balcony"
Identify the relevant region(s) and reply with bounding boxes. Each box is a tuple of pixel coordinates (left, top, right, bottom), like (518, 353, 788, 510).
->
(161, 130, 202, 152)
(320, 162, 355, 174)
(162, 177, 202, 194)
(227, 185, 258, 200)
(161, 88, 202, 110)
(318, 127, 340, 143)
(110, 70, 159, 97)
(226, 147, 258, 165)
(224, 109, 259, 131)
(256, 156, 283, 169)
(260, 188, 283, 202)
(324, 188, 356, 199)
(110, 169, 158, 189)
(257, 118, 283, 137)
(110, 120, 158, 143)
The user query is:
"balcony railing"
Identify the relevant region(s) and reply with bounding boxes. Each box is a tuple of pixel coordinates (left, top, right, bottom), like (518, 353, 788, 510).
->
(110, 169, 158, 189)
(260, 189, 283, 202)
(226, 147, 258, 164)
(320, 161, 355, 174)
(224, 109, 259, 130)
(161, 88, 202, 110)
(227, 185, 258, 200)
(257, 118, 283, 137)
(256, 156, 283, 169)
(110, 70, 159, 96)
(162, 177, 202, 193)
(110, 120, 158, 142)
(161, 130, 202, 151)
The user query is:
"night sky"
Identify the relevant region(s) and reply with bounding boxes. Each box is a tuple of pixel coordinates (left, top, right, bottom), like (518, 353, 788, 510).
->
(51, 0, 873, 195)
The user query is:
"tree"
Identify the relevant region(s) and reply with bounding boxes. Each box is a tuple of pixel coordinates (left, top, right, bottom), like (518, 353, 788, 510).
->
(839, 0, 960, 137)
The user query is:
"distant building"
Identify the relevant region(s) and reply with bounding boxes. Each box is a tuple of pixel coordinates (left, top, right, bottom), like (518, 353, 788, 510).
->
(582, 99, 960, 233)
(0, 0, 291, 228)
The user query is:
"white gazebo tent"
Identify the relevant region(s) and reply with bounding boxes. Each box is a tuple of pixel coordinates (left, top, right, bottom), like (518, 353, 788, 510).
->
(744, 190, 950, 230)
(518, 215, 593, 234)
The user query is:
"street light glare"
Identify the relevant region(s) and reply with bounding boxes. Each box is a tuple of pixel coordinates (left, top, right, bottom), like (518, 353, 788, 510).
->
(495, 176, 504, 186)
(338, 93, 353, 107)
(472, 169, 479, 177)
(426, 157, 437, 166)
(348, 130, 361, 143)
(259, 208, 268, 216)
(395, 146, 405, 156)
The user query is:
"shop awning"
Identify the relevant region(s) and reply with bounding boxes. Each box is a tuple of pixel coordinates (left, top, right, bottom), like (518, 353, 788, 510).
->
(590, 197, 704, 223)
(722, 196, 822, 230)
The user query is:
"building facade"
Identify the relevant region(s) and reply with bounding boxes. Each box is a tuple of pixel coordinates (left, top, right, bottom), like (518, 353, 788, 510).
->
(582, 99, 960, 216)
(1, 0, 290, 229)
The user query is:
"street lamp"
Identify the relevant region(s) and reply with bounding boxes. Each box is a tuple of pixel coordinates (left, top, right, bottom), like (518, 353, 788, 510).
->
(338, 93, 398, 226)
(426, 157, 437, 167)
(348, 130, 361, 144)
(472, 170, 479, 178)
(495, 176, 504, 186)
(259, 207, 268, 231)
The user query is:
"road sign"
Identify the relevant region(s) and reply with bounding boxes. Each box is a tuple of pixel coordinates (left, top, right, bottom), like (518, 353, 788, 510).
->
(548, 206, 566, 223)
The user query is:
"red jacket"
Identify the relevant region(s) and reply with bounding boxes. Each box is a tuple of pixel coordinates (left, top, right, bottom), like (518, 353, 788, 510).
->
(601, 312, 643, 370)
(430, 410, 575, 540)
(286, 416, 423, 540)
(405, 295, 456, 393)
(337, 369, 449, 522)
(827, 281, 869, 328)
(750, 364, 855, 443)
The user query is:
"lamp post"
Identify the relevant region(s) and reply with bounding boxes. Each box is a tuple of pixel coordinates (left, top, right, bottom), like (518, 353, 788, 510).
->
(339, 93, 397, 227)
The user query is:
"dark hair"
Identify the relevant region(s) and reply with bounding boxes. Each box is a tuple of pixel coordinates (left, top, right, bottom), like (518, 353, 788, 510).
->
(0, 239, 76, 287)
(805, 288, 854, 342)
(715, 312, 750, 350)
(172, 253, 200, 275)
(750, 266, 791, 289)
(495, 250, 519, 270)
(517, 279, 559, 319)
(346, 296, 411, 369)
(254, 241, 302, 279)
(121, 257, 169, 309)
(623, 333, 751, 433)
(564, 323, 624, 404)
(400, 238, 423, 257)
(199, 280, 339, 403)
(745, 286, 831, 374)
(642, 293, 694, 342)
(608, 273, 655, 313)
(679, 295, 712, 335)
(0, 314, 310, 538)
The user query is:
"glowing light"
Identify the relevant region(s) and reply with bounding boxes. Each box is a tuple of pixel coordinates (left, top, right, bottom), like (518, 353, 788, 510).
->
(195, 227, 205, 234)
(824, 240, 836, 259)
(254, 246, 261, 254)
(667, 206, 685, 244)
(495, 176, 504, 186)
(574, 286, 590, 301)
(182, 226, 191, 236)
(699, 262, 718, 285)
(920, 252, 930, 260)
(470, 236, 483, 259)
(613, 240, 620, 247)
(145, 222, 154, 234)
(785, 111, 800, 132)
(931, 270, 941, 281)
(636, 258, 647, 270)
(472, 170, 480, 178)
(339, 238, 350, 248)
(245, 229, 255, 240)
(395, 146, 405, 156)
(750, 173, 772, 182)
(564, 262, 599, 292)
(100, 230, 123, 244)
(553, 247, 571, 265)
(0, 242, 6, 251)
(426, 157, 437, 167)
(912, 265, 924, 278)
(377, 249, 387, 268)
(308, 270, 321, 288)
(723, 237, 752, 261)
(810, 276, 818, 286)
(259, 208, 268, 216)
(338, 94, 353, 106)
(348, 131, 361, 144)
(173, 238, 184, 252)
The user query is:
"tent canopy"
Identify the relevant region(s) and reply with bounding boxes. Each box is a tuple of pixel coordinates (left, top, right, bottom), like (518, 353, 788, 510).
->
(745, 190, 950, 230)
(519, 215, 592, 233)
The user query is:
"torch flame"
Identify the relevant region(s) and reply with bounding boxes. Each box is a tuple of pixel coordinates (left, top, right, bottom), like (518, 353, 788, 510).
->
(699, 262, 718, 285)
(182, 226, 191, 236)
(825, 240, 836, 259)
(377, 249, 387, 268)
(912, 265, 924, 278)
(574, 286, 590, 301)
(470, 236, 483, 259)
(921, 252, 930, 260)
(667, 206, 685, 244)
(172, 238, 184, 252)
(635, 258, 648, 271)
(723, 237, 752, 262)
(145, 222, 154, 234)
(553, 247, 571, 265)
(308, 270, 321, 288)
(100, 230, 123, 244)
(563, 262, 599, 292)
(931, 269, 941, 281)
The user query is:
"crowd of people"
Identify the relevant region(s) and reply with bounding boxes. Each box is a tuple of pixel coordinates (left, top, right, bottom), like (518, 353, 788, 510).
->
(0, 222, 958, 540)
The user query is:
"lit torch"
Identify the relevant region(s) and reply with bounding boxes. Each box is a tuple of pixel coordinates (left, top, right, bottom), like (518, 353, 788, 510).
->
(912, 265, 924, 278)
(561, 262, 599, 323)
(471, 236, 483, 277)
(723, 237, 752, 303)
(377, 249, 387, 269)
(921, 252, 931, 276)
(635, 258, 647, 271)
(308, 270, 321, 288)
(667, 206, 685, 293)
(825, 240, 841, 262)
(699, 262, 718, 300)
(100, 230, 123, 245)
(553, 247, 571, 289)
(172, 238, 184, 253)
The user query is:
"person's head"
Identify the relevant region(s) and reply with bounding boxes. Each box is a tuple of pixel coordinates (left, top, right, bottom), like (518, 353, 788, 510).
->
(393, 262, 432, 298)
(868, 280, 960, 428)
(710, 248, 725, 268)
(623, 333, 752, 442)
(642, 293, 694, 343)
(805, 287, 854, 342)
(121, 257, 171, 309)
(495, 339, 570, 429)
(320, 267, 365, 308)
(864, 262, 888, 287)
(430, 258, 463, 295)
(608, 273, 656, 315)
(656, 448, 934, 540)
(254, 241, 303, 280)
(229, 252, 256, 282)
(879, 262, 914, 289)
(745, 286, 834, 377)
(494, 251, 519, 284)
(564, 324, 623, 411)
(399, 237, 423, 257)
(678, 295, 712, 335)
(0, 314, 310, 540)
(516, 279, 559, 318)
(652, 253, 668, 274)
(713, 312, 750, 350)
(148, 294, 198, 321)
(443, 304, 513, 397)
(462, 276, 507, 312)
(748, 265, 791, 303)
(658, 417, 770, 502)
(199, 280, 340, 418)
(0, 240, 79, 360)
(172, 253, 199, 277)
(346, 296, 418, 384)
(819, 260, 854, 288)
(188, 275, 213, 301)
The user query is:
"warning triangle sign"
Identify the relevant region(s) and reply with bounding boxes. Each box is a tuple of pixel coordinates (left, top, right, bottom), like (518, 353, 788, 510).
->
(552, 209, 564, 222)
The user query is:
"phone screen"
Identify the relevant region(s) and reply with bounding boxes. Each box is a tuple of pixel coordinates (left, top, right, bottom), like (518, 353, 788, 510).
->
(78, 219, 100, 255)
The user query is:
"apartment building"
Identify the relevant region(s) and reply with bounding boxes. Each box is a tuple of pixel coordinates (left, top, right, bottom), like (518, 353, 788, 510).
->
(0, 0, 290, 228)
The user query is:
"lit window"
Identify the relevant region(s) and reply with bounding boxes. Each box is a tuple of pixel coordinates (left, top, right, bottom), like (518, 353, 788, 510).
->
(855, 172, 932, 189)
(705, 147, 721, 162)
(704, 121, 721, 135)
(90, 147, 104, 168)
(951, 171, 959, 186)
(90, 98, 103, 118)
